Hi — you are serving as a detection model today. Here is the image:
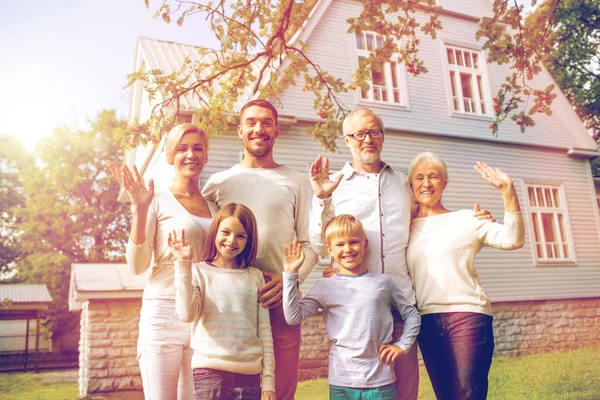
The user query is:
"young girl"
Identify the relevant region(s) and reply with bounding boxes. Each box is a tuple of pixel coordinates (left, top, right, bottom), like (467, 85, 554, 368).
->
(168, 203, 276, 400)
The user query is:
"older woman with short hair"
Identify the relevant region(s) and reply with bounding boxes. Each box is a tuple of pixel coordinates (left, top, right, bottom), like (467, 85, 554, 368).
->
(108, 123, 217, 400)
(406, 152, 525, 400)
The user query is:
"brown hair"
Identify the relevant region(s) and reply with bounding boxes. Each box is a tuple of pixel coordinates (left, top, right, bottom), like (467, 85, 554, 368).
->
(239, 100, 279, 123)
(203, 203, 258, 268)
(164, 123, 209, 165)
(325, 214, 367, 245)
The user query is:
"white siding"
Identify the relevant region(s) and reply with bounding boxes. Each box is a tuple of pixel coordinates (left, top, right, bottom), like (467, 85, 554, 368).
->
(277, 0, 597, 151)
(138, 124, 600, 301)
(438, 0, 493, 19)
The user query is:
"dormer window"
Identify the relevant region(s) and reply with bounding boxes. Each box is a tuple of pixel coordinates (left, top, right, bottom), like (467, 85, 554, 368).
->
(445, 45, 490, 116)
(355, 32, 408, 107)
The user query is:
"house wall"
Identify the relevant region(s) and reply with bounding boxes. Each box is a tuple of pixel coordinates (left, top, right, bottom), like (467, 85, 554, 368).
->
(78, 299, 141, 397)
(277, 0, 596, 151)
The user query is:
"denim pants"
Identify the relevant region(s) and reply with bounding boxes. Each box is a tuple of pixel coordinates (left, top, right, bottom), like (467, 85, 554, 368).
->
(137, 299, 194, 400)
(192, 368, 261, 400)
(418, 312, 494, 400)
(329, 383, 397, 400)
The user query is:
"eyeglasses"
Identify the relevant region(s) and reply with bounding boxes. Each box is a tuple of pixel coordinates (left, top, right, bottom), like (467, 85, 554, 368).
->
(345, 129, 383, 141)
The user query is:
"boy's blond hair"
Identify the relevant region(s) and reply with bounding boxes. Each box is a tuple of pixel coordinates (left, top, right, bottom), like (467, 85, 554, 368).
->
(325, 214, 367, 245)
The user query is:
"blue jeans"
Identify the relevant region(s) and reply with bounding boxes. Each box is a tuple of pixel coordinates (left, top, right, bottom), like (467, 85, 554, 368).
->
(418, 312, 494, 400)
(192, 368, 261, 400)
(329, 383, 397, 400)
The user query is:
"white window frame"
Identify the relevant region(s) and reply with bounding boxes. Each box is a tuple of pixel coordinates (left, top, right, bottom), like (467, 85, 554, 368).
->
(525, 183, 576, 264)
(443, 44, 491, 117)
(354, 32, 409, 107)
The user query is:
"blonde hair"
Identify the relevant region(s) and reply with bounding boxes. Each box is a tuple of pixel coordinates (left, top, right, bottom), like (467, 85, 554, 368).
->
(203, 203, 258, 268)
(164, 123, 209, 165)
(325, 214, 367, 245)
(407, 152, 449, 185)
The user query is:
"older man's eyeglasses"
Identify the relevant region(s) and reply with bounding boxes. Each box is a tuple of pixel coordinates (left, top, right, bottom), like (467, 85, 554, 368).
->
(345, 129, 383, 141)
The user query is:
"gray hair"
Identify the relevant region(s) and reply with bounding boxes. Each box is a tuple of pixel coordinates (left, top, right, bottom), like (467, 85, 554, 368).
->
(342, 107, 385, 136)
(407, 152, 449, 185)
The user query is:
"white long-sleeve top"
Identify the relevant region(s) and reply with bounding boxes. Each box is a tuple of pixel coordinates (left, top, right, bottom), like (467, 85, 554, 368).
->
(407, 210, 525, 316)
(202, 164, 318, 283)
(125, 189, 217, 300)
(282, 271, 420, 388)
(308, 162, 415, 304)
(175, 261, 275, 392)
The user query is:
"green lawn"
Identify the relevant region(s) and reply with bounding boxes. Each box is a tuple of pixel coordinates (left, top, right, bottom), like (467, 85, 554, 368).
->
(0, 348, 598, 400)
(296, 347, 600, 400)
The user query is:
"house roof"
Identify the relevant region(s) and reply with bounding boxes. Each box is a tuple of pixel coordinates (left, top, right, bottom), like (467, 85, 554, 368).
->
(68, 264, 150, 311)
(135, 36, 267, 113)
(0, 284, 52, 304)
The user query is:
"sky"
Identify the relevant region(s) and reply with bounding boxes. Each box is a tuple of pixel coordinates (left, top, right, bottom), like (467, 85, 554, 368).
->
(0, 1, 218, 153)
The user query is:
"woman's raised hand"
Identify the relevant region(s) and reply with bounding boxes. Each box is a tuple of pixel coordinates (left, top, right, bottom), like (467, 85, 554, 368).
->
(474, 162, 513, 192)
(107, 161, 154, 210)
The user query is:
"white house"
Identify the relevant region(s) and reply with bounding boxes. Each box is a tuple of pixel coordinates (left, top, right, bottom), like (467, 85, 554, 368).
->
(75, 0, 600, 395)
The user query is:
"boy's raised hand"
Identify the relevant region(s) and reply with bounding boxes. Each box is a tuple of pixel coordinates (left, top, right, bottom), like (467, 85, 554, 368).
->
(378, 344, 405, 364)
(168, 230, 193, 261)
(283, 241, 305, 273)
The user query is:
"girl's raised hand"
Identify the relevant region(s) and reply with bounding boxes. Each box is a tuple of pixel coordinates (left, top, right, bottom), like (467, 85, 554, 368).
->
(107, 161, 154, 210)
(168, 230, 193, 261)
(283, 241, 305, 273)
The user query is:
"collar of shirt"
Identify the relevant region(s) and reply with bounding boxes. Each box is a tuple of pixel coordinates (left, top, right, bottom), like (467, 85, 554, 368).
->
(340, 161, 394, 180)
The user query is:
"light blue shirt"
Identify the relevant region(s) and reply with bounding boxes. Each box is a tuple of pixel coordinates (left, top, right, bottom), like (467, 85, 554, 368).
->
(282, 271, 420, 388)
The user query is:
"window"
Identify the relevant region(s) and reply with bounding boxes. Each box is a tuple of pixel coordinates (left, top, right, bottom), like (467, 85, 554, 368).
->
(355, 32, 407, 106)
(526, 184, 574, 262)
(445, 45, 489, 116)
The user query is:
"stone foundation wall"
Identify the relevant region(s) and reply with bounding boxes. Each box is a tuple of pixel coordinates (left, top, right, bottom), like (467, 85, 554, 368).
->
(78, 299, 142, 397)
(493, 297, 600, 356)
(77, 296, 600, 395)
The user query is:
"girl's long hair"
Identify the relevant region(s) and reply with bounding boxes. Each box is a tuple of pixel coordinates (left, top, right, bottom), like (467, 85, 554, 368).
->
(203, 203, 258, 268)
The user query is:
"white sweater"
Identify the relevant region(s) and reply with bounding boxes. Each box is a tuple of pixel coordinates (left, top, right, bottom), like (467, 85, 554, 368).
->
(175, 261, 275, 392)
(202, 164, 318, 282)
(407, 210, 525, 316)
(125, 189, 216, 300)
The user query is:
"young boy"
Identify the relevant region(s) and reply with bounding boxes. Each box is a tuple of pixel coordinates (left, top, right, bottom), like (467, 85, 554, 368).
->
(282, 214, 421, 400)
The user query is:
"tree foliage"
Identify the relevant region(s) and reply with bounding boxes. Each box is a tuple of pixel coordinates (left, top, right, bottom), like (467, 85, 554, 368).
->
(533, 0, 599, 175)
(122, 0, 587, 151)
(13, 110, 131, 336)
(0, 134, 32, 277)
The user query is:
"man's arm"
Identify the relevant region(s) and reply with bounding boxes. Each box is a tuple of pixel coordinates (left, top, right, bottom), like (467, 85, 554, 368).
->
(296, 175, 320, 283)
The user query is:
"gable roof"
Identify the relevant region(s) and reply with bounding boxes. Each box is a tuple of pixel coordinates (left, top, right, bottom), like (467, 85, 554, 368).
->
(0, 284, 52, 304)
(133, 37, 269, 114)
(68, 263, 150, 311)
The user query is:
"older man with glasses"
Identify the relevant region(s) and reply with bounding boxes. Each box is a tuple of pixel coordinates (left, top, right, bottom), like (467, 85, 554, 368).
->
(308, 107, 419, 399)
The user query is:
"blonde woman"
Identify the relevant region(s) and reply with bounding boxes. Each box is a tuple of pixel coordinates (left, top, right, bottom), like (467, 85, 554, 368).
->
(108, 124, 217, 400)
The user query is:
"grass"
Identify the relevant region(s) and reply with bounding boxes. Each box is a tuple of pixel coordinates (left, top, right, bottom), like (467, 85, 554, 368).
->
(295, 347, 600, 400)
(0, 348, 598, 399)
(0, 370, 78, 400)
